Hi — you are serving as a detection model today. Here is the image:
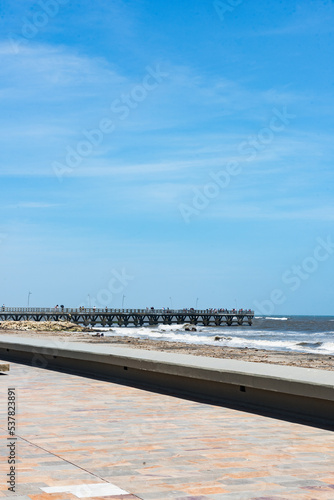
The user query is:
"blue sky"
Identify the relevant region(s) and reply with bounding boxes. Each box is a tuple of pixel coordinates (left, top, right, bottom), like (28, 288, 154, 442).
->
(0, 0, 333, 314)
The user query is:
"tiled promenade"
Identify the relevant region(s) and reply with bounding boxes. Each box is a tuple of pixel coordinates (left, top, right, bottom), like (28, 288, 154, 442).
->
(0, 361, 334, 500)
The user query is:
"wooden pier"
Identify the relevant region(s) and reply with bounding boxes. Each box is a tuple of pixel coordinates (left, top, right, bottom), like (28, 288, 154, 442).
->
(0, 307, 254, 327)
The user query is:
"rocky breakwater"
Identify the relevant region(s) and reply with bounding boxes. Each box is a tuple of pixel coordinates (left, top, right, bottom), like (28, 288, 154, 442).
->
(0, 320, 93, 333)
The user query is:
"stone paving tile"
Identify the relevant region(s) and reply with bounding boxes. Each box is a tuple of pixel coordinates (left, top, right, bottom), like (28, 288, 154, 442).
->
(0, 361, 333, 499)
(2, 496, 33, 500)
(174, 496, 209, 500)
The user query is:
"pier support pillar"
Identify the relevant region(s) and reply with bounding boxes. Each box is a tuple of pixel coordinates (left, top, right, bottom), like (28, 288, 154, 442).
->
(226, 317, 233, 326)
(149, 316, 158, 326)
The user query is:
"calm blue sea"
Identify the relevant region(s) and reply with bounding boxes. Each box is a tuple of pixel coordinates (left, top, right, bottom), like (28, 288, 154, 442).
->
(92, 315, 334, 355)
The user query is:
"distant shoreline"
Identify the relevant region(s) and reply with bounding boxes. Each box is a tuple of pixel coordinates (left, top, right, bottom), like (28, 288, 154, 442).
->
(1, 328, 333, 372)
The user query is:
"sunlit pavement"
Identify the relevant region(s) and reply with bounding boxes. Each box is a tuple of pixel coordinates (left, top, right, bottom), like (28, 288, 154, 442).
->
(0, 361, 334, 499)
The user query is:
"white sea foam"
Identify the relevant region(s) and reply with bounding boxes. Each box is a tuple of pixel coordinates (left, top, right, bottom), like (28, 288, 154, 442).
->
(88, 320, 334, 355)
(225, 337, 293, 349)
(157, 324, 199, 332)
(318, 342, 334, 354)
(264, 317, 289, 320)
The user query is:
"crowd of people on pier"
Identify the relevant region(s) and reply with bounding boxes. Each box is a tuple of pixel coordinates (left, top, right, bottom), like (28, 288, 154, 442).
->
(52, 306, 253, 313)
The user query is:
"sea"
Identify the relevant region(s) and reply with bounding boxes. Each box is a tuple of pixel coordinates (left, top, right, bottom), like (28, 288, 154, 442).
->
(91, 316, 334, 356)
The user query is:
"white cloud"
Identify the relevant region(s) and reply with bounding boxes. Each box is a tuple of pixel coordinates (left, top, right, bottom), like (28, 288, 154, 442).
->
(0, 42, 125, 98)
(6, 202, 62, 209)
(203, 202, 334, 222)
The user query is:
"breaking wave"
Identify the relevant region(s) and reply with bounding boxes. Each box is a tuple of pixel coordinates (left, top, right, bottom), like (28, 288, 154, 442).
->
(265, 317, 289, 320)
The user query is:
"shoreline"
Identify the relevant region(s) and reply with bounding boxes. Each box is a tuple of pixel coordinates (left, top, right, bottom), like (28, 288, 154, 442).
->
(1, 328, 333, 371)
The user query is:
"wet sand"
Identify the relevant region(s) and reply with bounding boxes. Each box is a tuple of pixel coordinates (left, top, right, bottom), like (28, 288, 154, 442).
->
(1, 328, 333, 371)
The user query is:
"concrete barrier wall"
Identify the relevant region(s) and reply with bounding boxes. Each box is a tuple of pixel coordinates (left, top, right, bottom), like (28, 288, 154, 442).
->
(0, 338, 333, 429)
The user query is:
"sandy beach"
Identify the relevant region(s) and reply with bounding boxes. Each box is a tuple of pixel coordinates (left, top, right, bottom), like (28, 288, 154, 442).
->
(1, 325, 333, 371)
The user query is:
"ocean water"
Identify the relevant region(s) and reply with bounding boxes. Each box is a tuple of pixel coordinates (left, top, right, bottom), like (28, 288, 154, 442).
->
(90, 316, 334, 355)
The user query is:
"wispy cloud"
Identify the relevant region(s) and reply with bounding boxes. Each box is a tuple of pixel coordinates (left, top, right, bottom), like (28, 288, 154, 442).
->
(256, 2, 334, 36)
(0, 42, 125, 100)
(6, 202, 62, 209)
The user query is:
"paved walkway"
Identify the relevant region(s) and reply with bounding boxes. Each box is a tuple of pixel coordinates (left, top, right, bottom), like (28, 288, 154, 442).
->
(0, 362, 333, 499)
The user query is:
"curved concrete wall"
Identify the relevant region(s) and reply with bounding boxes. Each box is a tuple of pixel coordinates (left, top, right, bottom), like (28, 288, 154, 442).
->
(0, 336, 333, 429)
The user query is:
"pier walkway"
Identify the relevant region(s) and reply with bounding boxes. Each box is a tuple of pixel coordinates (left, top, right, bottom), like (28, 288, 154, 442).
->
(0, 307, 254, 327)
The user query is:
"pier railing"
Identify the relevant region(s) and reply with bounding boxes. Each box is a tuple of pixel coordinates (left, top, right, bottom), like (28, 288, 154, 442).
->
(1, 307, 253, 314)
